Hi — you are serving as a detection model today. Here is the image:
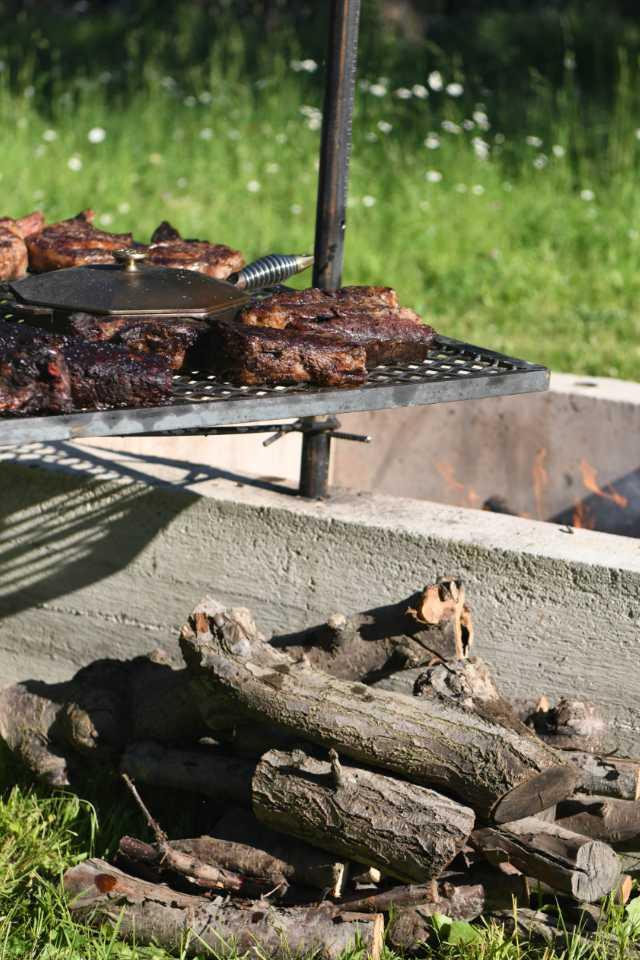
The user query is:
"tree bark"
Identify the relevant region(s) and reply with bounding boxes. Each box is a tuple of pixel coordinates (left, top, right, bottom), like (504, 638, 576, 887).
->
(120, 740, 255, 805)
(215, 809, 347, 896)
(471, 817, 620, 901)
(271, 579, 473, 683)
(63, 859, 384, 960)
(563, 751, 640, 801)
(180, 599, 577, 822)
(554, 794, 640, 849)
(412, 657, 534, 736)
(252, 748, 474, 882)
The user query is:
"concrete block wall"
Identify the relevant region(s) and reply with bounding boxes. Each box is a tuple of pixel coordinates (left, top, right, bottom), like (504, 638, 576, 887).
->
(1, 442, 639, 752)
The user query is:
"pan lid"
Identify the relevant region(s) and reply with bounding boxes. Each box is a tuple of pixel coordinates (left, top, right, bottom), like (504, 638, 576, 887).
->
(8, 248, 250, 318)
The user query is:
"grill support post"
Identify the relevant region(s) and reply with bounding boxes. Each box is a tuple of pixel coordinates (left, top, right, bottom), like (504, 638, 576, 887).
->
(299, 0, 361, 499)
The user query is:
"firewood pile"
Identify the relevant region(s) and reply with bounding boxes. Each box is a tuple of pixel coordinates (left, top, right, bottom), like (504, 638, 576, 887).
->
(2, 579, 640, 957)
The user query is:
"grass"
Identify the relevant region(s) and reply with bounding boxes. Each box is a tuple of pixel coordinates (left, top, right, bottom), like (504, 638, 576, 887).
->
(1, 755, 640, 960)
(0, 3, 638, 378)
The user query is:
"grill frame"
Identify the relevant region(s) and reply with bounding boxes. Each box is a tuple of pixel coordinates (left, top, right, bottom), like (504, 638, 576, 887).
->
(0, 335, 548, 446)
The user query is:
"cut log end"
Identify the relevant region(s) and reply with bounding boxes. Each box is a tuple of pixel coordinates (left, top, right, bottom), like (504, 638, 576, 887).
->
(492, 763, 580, 824)
(573, 840, 622, 902)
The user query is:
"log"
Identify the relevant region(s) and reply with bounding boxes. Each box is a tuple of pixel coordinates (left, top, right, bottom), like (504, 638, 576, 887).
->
(252, 748, 475, 882)
(337, 881, 439, 913)
(120, 740, 255, 805)
(471, 816, 620, 901)
(413, 657, 534, 736)
(271, 579, 473, 682)
(388, 871, 530, 950)
(528, 698, 617, 754)
(63, 859, 384, 960)
(554, 794, 640, 849)
(563, 751, 640, 801)
(180, 598, 578, 821)
(116, 835, 257, 895)
(0, 652, 205, 785)
(215, 809, 347, 896)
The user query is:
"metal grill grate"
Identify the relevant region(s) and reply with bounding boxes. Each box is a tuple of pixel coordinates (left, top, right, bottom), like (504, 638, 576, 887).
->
(0, 336, 548, 446)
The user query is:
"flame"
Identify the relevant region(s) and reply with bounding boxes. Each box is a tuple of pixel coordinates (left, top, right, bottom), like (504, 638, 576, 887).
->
(436, 462, 480, 508)
(531, 448, 548, 520)
(572, 499, 595, 530)
(578, 459, 628, 509)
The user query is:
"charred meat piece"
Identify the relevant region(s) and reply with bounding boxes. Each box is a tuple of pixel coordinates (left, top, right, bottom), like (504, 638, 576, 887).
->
(209, 318, 367, 387)
(26, 210, 135, 272)
(60, 337, 172, 410)
(147, 220, 244, 279)
(0, 227, 28, 280)
(68, 312, 210, 371)
(0, 210, 45, 239)
(240, 286, 436, 365)
(0, 320, 71, 413)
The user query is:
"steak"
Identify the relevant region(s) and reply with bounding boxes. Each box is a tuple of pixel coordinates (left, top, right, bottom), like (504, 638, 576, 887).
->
(0, 320, 71, 413)
(68, 312, 210, 371)
(0, 210, 45, 239)
(0, 227, 28, 280)
(209, 318, 367, 387)
(147, 220, 244, 279)
(0, 319, 172, 414)
(26, 209, 135, 272)
(240, 286, 436, 365)
(60, 337, 172, 410)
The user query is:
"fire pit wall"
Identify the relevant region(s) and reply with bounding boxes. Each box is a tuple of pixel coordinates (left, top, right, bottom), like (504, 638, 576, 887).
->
(0, 439, 639, 753)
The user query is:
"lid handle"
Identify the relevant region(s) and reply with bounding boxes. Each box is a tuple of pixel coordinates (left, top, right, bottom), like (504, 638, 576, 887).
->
(113, 248, 147, 272)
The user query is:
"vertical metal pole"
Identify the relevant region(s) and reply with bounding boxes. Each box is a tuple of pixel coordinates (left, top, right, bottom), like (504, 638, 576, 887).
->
(299, 0, 361, 499)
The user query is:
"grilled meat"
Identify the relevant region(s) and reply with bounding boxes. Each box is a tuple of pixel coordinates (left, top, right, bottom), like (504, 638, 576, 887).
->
(60, 336, 172, 410)
(147, 220, 244, 279)
(209, 317, 367, 387)
(68, 312, 210, 371)
(0, 210, 45, 239)
(0, 320, 71, 413)
(0, 227, 28, 280)
(26, 210, 135, 272)
(240, 286, 436, 365)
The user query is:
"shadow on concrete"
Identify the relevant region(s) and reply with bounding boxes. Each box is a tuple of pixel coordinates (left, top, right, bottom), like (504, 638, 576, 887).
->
(0, 439, 291, 622)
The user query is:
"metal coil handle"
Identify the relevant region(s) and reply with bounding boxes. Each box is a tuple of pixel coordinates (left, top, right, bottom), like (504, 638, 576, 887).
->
(230, 253, 314, 292)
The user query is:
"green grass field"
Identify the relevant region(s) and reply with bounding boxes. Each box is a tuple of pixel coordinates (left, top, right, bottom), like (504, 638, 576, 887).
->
(0, 2, 639, 379)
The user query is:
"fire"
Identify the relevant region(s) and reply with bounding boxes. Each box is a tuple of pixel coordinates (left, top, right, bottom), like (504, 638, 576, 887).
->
(571, 459, 627, 529)
(531, 448, 548, 520)
(436, 462, 480, 508)
(572, 499, 595, 530)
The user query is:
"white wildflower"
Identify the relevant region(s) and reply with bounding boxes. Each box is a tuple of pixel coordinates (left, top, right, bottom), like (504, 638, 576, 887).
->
(364, 132, 378, 142)
(161, 76, 176, 89)
(98, 213, 113, 226)
(472, 137, 489, 160)
(473, 110, 490, 130)
(472, 184, 485, 195)
(533, 154, 548, 169)
(525, 135, 543, 147)
(290, 203, 302, 215)
(24, 85, 35, 98)
(176, 177, 188, 188)
(362, 195, 376, 207)
(564, 52, 576, 70)
(441, 119, 461, 135)
(377, 120, 392, 134)
(199, 128, 213, 140)
(462, 119, 475, 130)
(446, 82, 464, 97)
(148, 152, 163, 165)
(393, 87, 412, 99)
(67, 155, 82, 172)
(275, 132, 288, 144)
(184, 95, 196, 107)
(369, 83, 388, 97)
(306, 116, 321, 130)
(424, 133, 440, 150)
(300, 59, 318, 73)
(580, 189, 595, 202)
(42, 128, 57, 142)
(412, 83, 428, 99)
(198, 91, 213, 104)
(266, 161, 280, 174)
(246, 179, 261, 193)
(552, 144, 565, 158)
(87, 126, 106, 144)
(428, 71, 443, 91)
(117, 201, 131, 214)
(454, 183, 467, 193)
(635, 129, 640, 141)
(425, 170, 443, 182)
